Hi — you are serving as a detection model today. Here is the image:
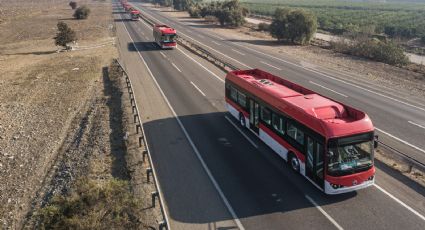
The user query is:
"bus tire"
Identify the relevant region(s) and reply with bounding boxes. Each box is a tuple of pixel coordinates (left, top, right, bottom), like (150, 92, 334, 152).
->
(289, 153, 300, 173)
(239, 113, 246, 127)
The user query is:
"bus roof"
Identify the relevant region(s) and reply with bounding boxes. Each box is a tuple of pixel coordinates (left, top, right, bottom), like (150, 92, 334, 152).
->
(154, 24, 176, 34)
(226, 69, 374, 138)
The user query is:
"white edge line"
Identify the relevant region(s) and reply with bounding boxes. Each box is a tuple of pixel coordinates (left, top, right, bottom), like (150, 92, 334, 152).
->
(120, 13, 246, 230)
(118, 12, 171, 230)
(373, 184, 425, 222)
(159, 51, 167, 58)
(231, 49, 245, 56)
(375, 127, 425, 154)
(408, 121, 425, 130)
(171, 62, 182, 72)
(309, 81, 348, 98)
(305, 195, 344, 230)
(260, 61, 282, 70)
(190, 81, 206, 96)
(176, 47, 225, 83)
(233, 42, 425, 112)
(224, 116, 258, 149)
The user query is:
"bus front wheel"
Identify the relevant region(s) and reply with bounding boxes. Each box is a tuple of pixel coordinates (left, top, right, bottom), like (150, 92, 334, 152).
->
(289, 153, 300, 173)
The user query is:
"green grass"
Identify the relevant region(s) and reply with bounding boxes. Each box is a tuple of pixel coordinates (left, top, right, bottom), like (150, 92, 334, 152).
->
(240, 0, 425, 38)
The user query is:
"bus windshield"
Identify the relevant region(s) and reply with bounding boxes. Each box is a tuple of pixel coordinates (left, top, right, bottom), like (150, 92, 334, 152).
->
(161, 34, 176, 43)
(327, 132, 373, 176)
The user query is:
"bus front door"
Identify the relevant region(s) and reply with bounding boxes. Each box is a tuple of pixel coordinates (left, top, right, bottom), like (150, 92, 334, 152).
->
(306, 137, 325, 188)
(249, 99, 259, 134)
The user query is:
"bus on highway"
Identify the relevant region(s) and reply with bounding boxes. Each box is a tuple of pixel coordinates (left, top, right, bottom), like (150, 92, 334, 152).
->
(153, 24, 177, 49)
(225, 69, 376, 194)
(130, 10, 140, 21)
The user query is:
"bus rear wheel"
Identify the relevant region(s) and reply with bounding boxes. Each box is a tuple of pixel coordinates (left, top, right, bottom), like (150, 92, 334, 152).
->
(289, 154, 300, 173)
(239, 113, 246, 127)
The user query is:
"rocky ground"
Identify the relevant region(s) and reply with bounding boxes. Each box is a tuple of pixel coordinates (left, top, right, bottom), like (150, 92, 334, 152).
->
(0, 0, 162, 228)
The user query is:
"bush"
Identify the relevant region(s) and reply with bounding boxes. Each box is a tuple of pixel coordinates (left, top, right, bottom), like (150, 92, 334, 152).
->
(258, 22, 270, 31)
(37, 178, 142, 229)
(330, 38, 409, 66)
(421, 36, 425, 45)
(73, 5, 90, 20)
(270, 8, 317, 45)
(69, 1, 77, 9)
(198, 0, 245, 27)
(54, 22, 77, 49)
(188, 5, 201, 18)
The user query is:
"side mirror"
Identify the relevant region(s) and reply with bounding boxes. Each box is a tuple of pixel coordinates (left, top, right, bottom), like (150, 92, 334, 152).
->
(374, 135, 379, 149)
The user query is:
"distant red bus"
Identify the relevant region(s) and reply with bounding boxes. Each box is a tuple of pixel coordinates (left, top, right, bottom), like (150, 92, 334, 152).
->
(225, 69, 376, 194)
(153, 24, 177, 49)
(130, 10, 140, 21)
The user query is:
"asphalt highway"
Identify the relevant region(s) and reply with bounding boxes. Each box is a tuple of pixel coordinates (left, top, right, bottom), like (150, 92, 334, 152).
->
(113, 1, 425, 229)
(132, 1, 425, 166)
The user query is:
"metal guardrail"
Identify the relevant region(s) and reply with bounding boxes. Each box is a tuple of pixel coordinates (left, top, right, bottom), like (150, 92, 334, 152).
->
(133, 4, 425, 175)
(114, 59, 169, 230)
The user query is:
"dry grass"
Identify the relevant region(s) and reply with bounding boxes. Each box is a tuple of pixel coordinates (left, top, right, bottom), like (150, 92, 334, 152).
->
(0, 0, 119, 228)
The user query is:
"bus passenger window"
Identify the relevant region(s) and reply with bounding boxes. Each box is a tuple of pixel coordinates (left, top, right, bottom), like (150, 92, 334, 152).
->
(261, 106, 271, 125)
(287, 123, 304, 145)
(272, 113, 285, 135)
(230, 86, 238, 102)
(238, 92, 246, 108)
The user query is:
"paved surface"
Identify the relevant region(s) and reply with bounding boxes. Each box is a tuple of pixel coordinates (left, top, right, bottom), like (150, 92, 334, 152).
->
(134, 2, 425, 166)
(113, 1, 425, 229)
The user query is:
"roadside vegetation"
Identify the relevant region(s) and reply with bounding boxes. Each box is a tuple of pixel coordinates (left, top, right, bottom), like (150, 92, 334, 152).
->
(73, 5, 91, 19)
(241, 0, 425, 40)
(269, 8, 317, 45)
(37, 178, 142, 229)
(54, 22, 77, 50)
(69, 1, 77, 9)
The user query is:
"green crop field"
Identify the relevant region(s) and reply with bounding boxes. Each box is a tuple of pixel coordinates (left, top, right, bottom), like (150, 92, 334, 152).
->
(241, 0, 425, 39)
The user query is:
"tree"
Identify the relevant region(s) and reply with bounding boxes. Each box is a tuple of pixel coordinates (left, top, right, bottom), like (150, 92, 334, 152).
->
(73, 5, 90, 20)
(270, 8, 317, 45)
(173, 0, 192, 11)
(69, 1, 77, 10)
(198, 0, 246, 27)
(54, 22, 77, 50)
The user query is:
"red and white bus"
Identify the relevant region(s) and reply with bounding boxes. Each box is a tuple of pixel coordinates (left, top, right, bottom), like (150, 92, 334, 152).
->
(225, 69, 376, 194)
(130, 10, 140, 21)
(153, 24, 177, 49)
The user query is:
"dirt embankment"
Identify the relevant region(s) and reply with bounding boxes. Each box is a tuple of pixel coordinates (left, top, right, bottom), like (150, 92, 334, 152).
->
(0, 0, 132, 228)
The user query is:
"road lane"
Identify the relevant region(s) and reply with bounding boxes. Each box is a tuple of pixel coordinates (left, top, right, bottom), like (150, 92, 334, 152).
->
(117, 5, 425, 229)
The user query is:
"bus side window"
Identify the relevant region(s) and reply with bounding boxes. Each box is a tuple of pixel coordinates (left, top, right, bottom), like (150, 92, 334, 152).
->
(272, 113, 285, 135)
(287, 122, 304, 145)
(238, 91, 247, 108)
(225, 83, 230, 98)
(230, 86, 238, 102)
(260, 106, 271, 125)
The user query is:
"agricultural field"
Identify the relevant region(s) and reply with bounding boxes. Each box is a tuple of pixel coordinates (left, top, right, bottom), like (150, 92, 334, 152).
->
(241, 0, 425, 39)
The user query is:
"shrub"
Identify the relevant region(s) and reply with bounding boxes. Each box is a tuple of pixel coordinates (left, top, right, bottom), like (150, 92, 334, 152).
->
(330, 38, 409, 66)
(73, 5, 90, 20)
(54, 22, 77, 49)
(270, 7, 317, 45)
(69, 1, 77, 10)
(258, 22, 270, 31)
(37, 178, 142, 229)
(198, 0, 245, 27)
(188, 5, 201, 18)
(421, 36, 425, 45)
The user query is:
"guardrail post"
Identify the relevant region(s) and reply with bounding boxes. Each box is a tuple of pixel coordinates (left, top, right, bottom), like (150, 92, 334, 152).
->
(159, 221, 167, 230)
(136, 124, 141, 134)
(129, 91, 133, 99)
(146, 167, 152, 183)
(151, 191, 159, 207)
(130, 98, 135, 106)
(133, 114, 138, 123)
(139, 136, 144, 147)
(142, 150, 148, 162)
(132, 105, 136, 114)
